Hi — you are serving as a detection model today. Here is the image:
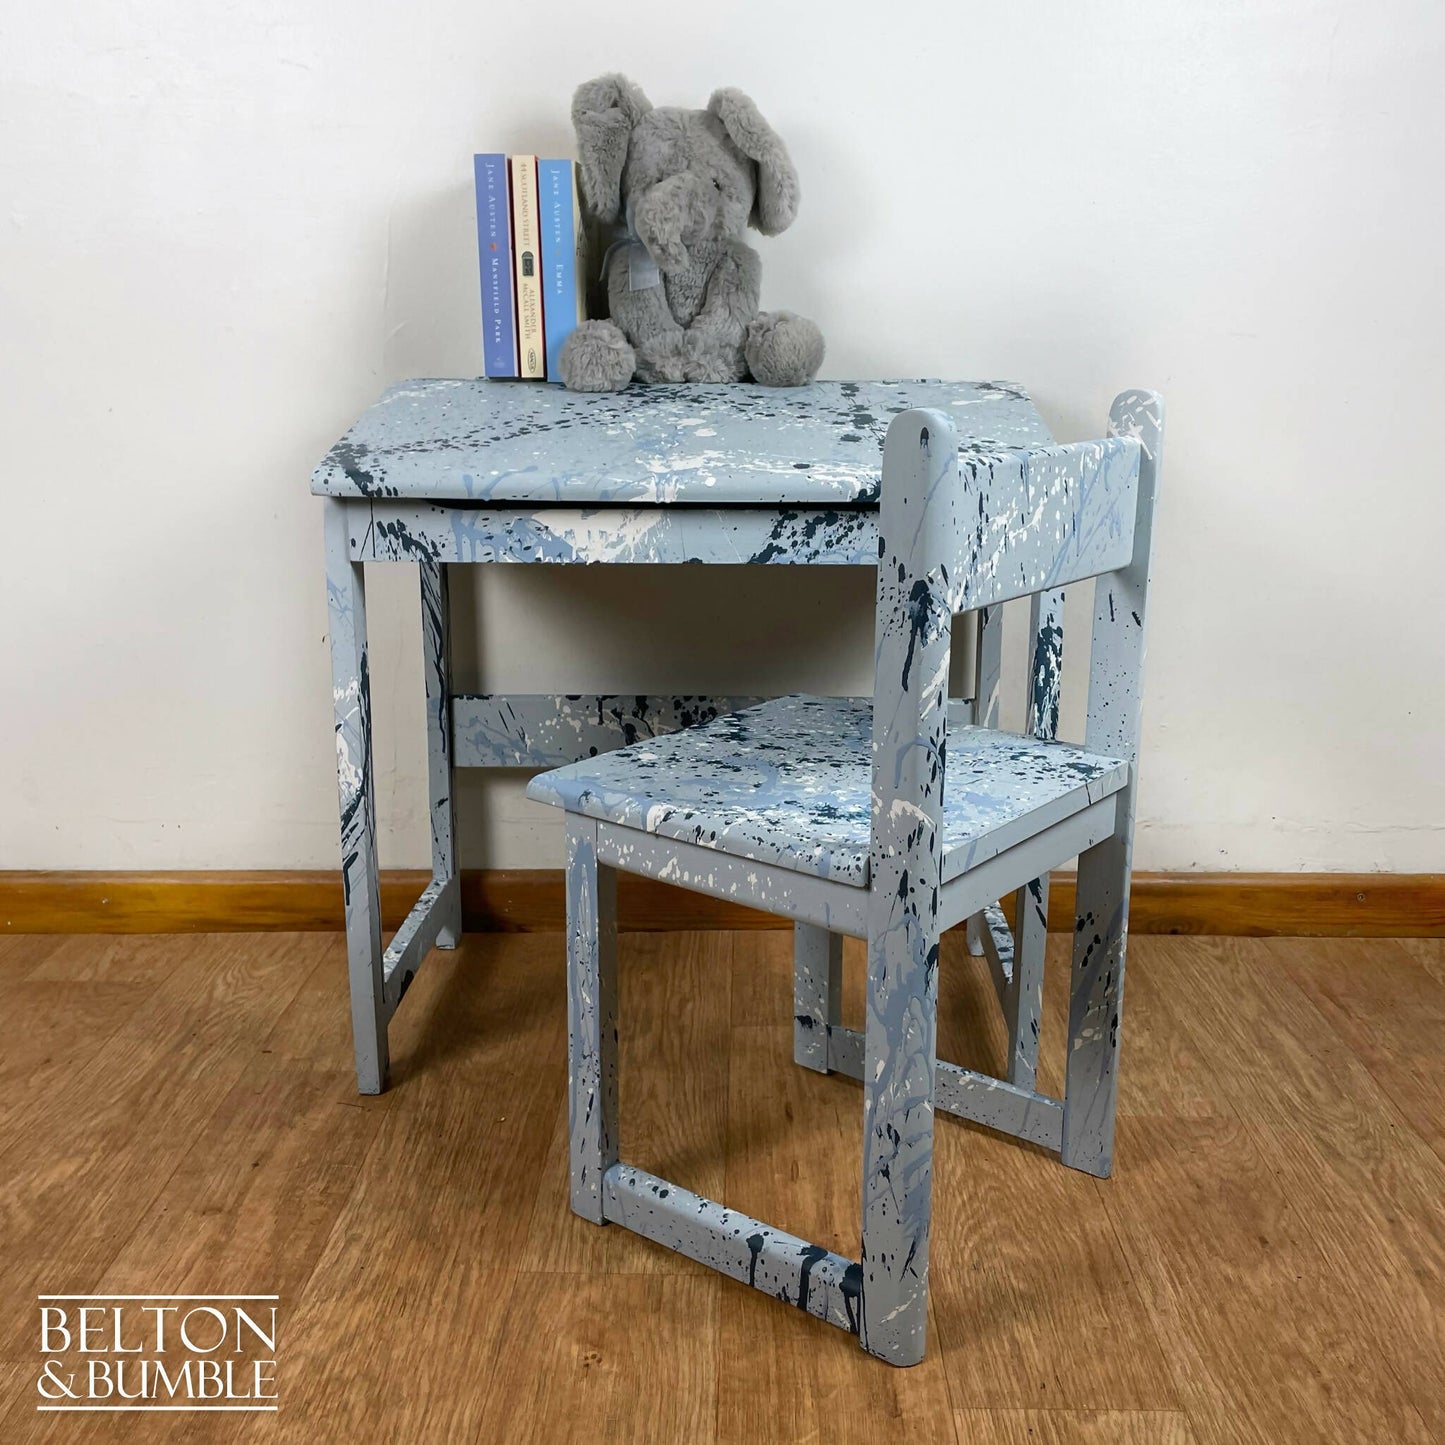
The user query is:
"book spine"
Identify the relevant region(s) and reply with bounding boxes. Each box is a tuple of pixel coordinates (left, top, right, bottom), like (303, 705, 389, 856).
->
(474, 154, 517, 378)
(509, 155, 545, 379)
(572, 162, 589, 344)
(538, 159, 579, 383)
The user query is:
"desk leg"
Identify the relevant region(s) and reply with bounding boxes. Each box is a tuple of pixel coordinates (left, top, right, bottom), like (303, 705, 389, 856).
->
(420, 558, 461, 949)
(325, 500, 388, 1094)
(793, 923, 841, 1073)
(963, 605, 1004, 960)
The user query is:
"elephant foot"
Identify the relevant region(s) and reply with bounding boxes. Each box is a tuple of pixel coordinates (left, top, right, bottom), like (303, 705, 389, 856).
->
(558, 320, 636, 392)
(745, 310, 825, 387)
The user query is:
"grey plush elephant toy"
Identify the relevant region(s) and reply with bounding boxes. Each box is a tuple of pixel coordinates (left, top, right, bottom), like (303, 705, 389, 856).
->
(557, 74, 825, 392)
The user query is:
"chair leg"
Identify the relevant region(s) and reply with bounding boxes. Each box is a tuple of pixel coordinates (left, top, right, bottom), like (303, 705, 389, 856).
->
(419, 558, 461, 950)
(973, 603, 1002, 730)
(1005, 876, 1049, 1090)
(964, 912, 987, 956)
(793, 923, 842, 1073)
(325, 501, 388, 1096)
(859, 910, 938, 1366)
(1062, 832, 1129, 1177)
(566, 816, 619, 1224)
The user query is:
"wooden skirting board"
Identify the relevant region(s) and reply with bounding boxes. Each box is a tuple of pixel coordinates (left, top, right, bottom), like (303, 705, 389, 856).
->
(1, 870, 1441, 937)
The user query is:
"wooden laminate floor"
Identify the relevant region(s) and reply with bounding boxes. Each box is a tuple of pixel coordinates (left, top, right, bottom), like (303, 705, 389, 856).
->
(1, 929, 1442, 1444)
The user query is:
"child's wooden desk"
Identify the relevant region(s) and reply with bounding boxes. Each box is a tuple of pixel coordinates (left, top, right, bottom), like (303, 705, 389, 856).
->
(314, 378, 1054, 1092)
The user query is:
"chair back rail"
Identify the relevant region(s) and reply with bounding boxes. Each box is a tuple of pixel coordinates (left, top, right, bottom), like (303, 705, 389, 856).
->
(862, 395, 1162, 1314)
(875, 400, 1161, 794)
(945, 437, 1142, 615)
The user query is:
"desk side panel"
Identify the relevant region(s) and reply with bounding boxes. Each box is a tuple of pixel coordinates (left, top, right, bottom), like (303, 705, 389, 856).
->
(350, 503, 879, 567)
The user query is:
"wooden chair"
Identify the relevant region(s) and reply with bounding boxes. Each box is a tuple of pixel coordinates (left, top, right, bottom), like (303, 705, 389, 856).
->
(526, 390, 1163, 1366)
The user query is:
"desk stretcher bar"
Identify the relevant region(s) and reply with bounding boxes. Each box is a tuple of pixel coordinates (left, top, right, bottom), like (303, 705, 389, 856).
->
(450, 693, 980, 770)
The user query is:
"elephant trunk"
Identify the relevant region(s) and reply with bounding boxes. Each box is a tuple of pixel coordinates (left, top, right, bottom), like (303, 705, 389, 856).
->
(631, 172, 719, 275)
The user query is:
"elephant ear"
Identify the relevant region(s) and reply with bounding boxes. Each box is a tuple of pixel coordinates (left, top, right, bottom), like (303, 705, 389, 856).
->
(571, 73, 652, 224)
(707, 88, 800, 235)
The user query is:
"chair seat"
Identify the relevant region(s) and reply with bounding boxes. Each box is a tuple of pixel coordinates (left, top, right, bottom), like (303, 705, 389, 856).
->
(525, 695, 1129, 888)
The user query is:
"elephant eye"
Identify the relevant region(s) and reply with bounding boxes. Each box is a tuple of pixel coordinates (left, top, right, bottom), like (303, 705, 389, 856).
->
(711, 178, 721, 190)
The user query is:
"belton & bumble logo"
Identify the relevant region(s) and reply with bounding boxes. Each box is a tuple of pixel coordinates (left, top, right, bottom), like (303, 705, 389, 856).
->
(36, 1294, 278, 1413)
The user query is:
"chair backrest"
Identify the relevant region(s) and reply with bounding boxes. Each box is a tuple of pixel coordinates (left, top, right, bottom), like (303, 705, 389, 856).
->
(857, 393, 1160, 1347)
(867, 390, 1164, 894)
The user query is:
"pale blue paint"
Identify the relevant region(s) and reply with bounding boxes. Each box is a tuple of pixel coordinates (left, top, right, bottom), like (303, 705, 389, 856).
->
(310, 378, 1051, 505)
(526, 694, 1129, 888)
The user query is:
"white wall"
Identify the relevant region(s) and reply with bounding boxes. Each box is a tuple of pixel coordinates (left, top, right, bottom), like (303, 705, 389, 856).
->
(3, 0, 1441, 874)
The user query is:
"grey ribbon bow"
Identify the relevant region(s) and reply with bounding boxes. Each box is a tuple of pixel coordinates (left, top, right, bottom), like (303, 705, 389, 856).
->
(599, 200, 662, 293)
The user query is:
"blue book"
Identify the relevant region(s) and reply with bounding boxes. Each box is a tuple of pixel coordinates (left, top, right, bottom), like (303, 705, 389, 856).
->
(538, 159, 588, 382)
(474, 154, 517, 377)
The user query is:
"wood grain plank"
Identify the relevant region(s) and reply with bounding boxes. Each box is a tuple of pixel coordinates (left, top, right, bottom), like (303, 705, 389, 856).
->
(475, 1274, 719, 1445)
(1272, 936, 1445, 1164)
(1102, 1112, 1437, 1445)
(277, 1249, 515, 1444)
(1111, 938, 1238, 1120)
(268, 934, 567, 1441)
(936, 930, 1016, 1088)
(1100, 871, 1445, 937)
(14, 1066, 382, 1442)
(954, 1410, 1197, 1444)
(728, 925, 796, 1028)
(1396, 936, 1445, 988)
(4, 930, 1444, 1440)
(309, 934, 565, 1271)
(1153, 940, 1445, 1287)
(726, 932, 1186, 1420)
(0, 870, 435, 934)
(718, 994, 956, 1443)
(0, 934, 323, 1364)
(723, 1020, 859, 1254)
(521, 932, 732, 1275)
(943, 933, 1232, 1126)
(919, 939, 1184, 1414)
(4, 870, 1442, 936)
(23, 933, 194, 985)
(0, 1364, 41, 1443)
(0, 869, 774, 934)
(0, 980, 150, 1137)
(1119, 938, 1445, 1440)
(930, 1120, 1177, 1411)
(97, 1055, 383, 1299)
(0, 934, 63, 976)
(0, 942, 333, 1445)
(718, 1293, 959, 1445)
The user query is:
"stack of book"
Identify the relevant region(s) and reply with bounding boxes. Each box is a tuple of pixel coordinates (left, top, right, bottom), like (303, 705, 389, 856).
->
(474, 154, 588, 381)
